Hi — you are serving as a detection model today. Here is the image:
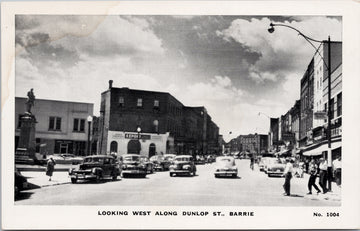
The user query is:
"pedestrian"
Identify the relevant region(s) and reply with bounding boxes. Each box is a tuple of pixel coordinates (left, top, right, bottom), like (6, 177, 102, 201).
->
(250, 155, 255, 170)
(46, 157, 56, 181)
(282, 158, 293, 196)
(307, 159, 321, 195)
(332, 156, 341, 186)
(318, 158, 328, 194)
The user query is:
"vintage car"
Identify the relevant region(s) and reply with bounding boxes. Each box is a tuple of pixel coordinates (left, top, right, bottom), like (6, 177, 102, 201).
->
(164, 154, 176, 163)
(47, 154, 83, 165)
(122, 154, 147, 178)
(169, 155, 196, 177)
(214, 156, 238, 178)
(69, 155, 121, 183)
(266, 158, 286, 177)
(195, 155, 206, 165)
(259, 157, 272, 172)
(15, 169, 29, 198)
(149, 155, 172, 171)
(139, 155, 154, 174)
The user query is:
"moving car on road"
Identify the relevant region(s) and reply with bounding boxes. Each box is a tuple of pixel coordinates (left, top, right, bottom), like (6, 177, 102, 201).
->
(150, 155, 172, 171)
(214, 156, 238, 178)
(139, 156, 154, 174)
(266, 158, 286, 177)
(122, 154, 147, 178)
(47, 154, 83, 165)
(169, 155, 196, 177)
(69, 155, 120, 183)
(15, 169, 29, 198)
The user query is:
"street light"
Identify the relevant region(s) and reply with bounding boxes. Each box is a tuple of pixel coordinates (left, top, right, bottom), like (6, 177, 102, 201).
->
(87, 115, 93, 155)
(137, 126, 141, 139)
(268, 22, 333, 191)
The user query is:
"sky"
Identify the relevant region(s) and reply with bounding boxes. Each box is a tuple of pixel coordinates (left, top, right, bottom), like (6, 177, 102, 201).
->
(15, 15, 342, 141)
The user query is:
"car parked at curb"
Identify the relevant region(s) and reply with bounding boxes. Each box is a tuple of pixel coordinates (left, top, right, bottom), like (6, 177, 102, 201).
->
(214, 156, 238, 178)
(122, 154, 147, 178)
(15, 169, 29, 198)
(69, 155, 121, 183)
(169, 155, 196, 177)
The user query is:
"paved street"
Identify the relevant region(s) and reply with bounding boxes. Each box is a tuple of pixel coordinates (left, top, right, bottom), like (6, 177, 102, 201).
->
(15, 159, 340, 206)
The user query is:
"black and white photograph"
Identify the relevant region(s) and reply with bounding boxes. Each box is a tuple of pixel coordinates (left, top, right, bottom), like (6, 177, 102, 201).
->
(2, 1, 360, 230)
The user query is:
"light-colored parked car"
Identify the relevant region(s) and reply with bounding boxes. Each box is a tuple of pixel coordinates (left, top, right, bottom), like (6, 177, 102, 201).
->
(122, 154, 147, 178)
(266, 158, 286, 177)
(169, 155, 196, 177)
(214, 156, 238, 178)
(47, 154, 83, 165)
(139, 156, 154, 174)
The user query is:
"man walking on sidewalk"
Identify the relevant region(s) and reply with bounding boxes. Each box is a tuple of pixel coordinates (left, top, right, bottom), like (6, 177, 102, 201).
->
(46, 157, 56, 181)
(282, 158, 293, 196)
(319, 158, 328, 194)
(307, 159, 321, 195)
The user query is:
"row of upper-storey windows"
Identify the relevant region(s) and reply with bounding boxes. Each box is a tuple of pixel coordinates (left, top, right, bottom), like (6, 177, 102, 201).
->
(17, 116, 88, 133)
(118, 97, 159, 109)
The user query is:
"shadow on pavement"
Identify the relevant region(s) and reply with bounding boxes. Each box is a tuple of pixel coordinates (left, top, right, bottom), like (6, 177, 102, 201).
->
(215, 176, 242, 179)
(15, 192, 34, 201)
(289, 194, 304, 198)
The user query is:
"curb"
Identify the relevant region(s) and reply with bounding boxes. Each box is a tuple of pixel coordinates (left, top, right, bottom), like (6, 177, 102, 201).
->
(18, 167, 71, 172)
(41, 181, 71, 188)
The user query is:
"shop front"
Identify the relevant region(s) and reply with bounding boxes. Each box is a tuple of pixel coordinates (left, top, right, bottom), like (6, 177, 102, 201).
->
(107, 131, 170, 157)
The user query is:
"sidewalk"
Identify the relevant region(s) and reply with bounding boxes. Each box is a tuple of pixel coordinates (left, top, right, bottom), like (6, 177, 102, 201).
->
(20, 171, 71, 188)
(299, 173, 341, 203)
(16, 164, 73, 172)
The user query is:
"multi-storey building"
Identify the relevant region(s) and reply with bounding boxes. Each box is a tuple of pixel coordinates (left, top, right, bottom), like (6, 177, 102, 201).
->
(290, 100, 301, 148)
(15, 97, 94, 156)
(238, 134, 268, 154)
(97, 81, 220, 157)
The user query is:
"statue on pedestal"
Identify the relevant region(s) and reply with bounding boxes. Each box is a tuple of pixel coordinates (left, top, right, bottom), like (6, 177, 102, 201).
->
(26, 88, 35, 114)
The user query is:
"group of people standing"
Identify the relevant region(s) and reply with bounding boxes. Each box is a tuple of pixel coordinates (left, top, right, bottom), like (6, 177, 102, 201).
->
(282, 156, 341, 196)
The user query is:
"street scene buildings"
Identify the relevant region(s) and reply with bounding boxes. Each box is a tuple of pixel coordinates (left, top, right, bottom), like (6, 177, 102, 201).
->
(13, 15, 342, 206)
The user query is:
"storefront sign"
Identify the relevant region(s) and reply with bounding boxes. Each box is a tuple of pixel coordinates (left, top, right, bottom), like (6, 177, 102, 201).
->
(125, 133, 151, 140)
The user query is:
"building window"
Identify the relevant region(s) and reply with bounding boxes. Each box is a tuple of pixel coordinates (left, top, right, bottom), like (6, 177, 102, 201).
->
(330, 98, 334, 120)
(119, 97, 124, 107)
(337, 93, 342, 117)
(137, 98, 143, 107)
(49, 117, 61, 131)
(73, 118, 85, 132)
(154, 100, 159, 108)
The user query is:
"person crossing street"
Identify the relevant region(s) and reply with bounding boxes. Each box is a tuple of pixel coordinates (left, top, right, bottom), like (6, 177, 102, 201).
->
(307, 159, 321, 195)
(282, 158, 293, 196)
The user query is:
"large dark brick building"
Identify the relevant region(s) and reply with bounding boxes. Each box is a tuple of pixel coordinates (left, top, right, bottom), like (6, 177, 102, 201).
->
(97, 81, 220, 157)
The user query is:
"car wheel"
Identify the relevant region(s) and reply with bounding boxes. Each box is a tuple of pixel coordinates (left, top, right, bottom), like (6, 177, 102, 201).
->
(192, 171, 196, 176)
(112, 175, 117, 181)
(170, 173, 174, 177)
(95, 174, 101, 183)
(71, 178, 77, 184)
(141, 174, 146, 178)
(215, 175, 219, 178)
(72, 162, 76, 165)
(267, 173, 271, 177)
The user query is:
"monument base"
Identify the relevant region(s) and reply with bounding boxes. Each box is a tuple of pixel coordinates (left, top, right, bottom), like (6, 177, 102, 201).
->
(15, 113, 37, 165)
(15, 148, 34, 165)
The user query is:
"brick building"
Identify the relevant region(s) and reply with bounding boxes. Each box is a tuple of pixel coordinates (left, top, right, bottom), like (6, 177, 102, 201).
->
(97, 81, 220, 157)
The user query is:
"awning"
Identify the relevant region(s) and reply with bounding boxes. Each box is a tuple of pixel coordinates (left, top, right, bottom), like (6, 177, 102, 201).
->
(302, 140, 342, 156)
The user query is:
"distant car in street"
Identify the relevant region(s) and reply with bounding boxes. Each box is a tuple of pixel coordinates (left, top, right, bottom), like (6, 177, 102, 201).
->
(150, 155, 172, 171)
(266, 158, 286, 177)
(122, 154, 147, 178)
(259, 157, 272, 172)
(195, 155, 206, 165)
(15, 169, 29, 198)
(69, 155, 121, 183)
(164, 154, 176, 163)
(214, 156, 238, 178)
(169, 155, 196, 177)
(47, 154, 83, 165)
(139, 156, 154, 174)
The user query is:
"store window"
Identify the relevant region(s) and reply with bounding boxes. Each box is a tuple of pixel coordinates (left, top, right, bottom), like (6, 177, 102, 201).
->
(154, 100, 159, 108)
(49, 117, 61, 131)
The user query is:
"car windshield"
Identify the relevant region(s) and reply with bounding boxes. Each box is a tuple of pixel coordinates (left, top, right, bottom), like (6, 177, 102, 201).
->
(150, 155, 164, 161)
(139, 157, 148, 162)
(216, 157, 235, 166)
(268, 158, 282, 164)
(124, 156, 140, 161)
(84, 157, 104, 164)
(164, 156, 174, 161)
(175, 157, 191, 162)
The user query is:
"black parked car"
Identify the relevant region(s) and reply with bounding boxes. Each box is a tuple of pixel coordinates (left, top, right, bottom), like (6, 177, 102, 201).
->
(69, 155, 121, 183)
